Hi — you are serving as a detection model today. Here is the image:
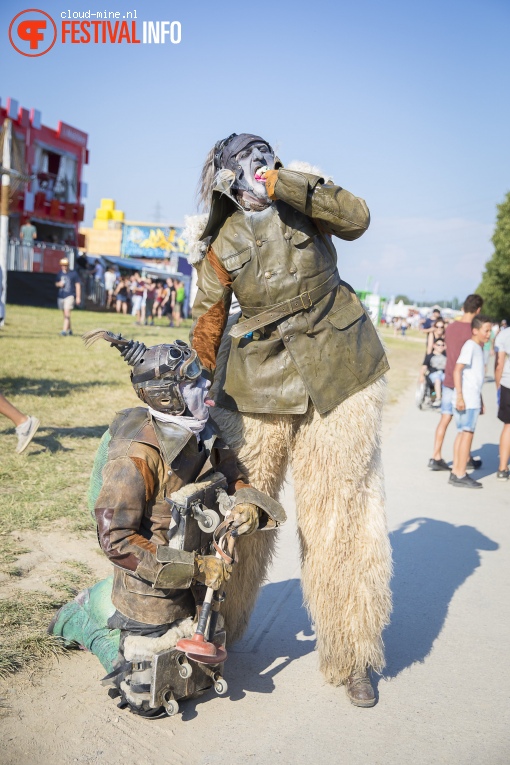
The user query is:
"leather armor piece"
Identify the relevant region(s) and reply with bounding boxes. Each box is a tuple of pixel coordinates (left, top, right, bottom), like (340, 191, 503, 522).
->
(234, 486, 287, 529)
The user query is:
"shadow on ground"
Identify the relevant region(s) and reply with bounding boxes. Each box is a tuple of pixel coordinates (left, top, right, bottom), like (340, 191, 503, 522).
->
(471, 443, 501, 479)
(0, 425, 110, 454)
(179, 579, 315, 721)
(0, 377, 115, 398)
(34, 426, 109, 453)
(382, 517, 499, 679)
(181, 518, 499, 716)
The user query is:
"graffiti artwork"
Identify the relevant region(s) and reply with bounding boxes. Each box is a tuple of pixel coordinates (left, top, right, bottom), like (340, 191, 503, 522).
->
(121, 224, 187, 259)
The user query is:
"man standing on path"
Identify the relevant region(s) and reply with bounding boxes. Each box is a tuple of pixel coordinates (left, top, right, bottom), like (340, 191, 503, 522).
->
(449, 316, 492, 489)
(55, 257, 81, 336)
(495, 324, 510, 480)
(429, 294, 483, 471)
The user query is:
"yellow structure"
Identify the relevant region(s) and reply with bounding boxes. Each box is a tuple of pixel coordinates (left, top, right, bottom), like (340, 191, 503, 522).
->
(81, 198, 126, 254)
(93, 199, 124, 226)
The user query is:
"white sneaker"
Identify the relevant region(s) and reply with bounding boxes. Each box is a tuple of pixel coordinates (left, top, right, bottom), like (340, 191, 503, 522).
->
(15, 416, 40, 454)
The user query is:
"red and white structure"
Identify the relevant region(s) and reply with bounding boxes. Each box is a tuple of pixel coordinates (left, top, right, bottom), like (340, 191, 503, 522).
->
(0, 95, 88, 273)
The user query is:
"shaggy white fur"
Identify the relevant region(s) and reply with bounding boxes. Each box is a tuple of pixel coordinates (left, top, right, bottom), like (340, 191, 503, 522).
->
(123, 616, 194, 662)
(169, 471, 225, 505)
(286, 160, 334, 184)
(183, 213, 209, 265)
(211, 377, 392, 684)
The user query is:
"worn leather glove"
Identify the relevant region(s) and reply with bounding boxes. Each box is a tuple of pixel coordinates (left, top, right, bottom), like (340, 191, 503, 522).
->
(262, 169, 279, 200)
(194, 555, 232, 590)
(231, 502, 260, 537)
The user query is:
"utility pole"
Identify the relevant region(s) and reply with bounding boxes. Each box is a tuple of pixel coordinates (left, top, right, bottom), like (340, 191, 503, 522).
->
(0, 118, 12, 327)
(153, 201, 162, 223)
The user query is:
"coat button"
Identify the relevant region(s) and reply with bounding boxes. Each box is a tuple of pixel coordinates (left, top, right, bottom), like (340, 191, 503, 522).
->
(256, 240, 262, 246)
(284, 335, 290, 342)
(289, 266, 297, 274)
(264, 271, 272, 279)
(284, 232, 292, 240)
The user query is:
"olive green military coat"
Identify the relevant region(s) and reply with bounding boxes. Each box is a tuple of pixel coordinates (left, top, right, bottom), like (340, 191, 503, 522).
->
(191, 168, 389, 415)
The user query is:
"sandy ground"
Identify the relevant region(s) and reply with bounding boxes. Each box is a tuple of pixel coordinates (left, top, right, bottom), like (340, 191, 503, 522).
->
(1, 382, 509, 765)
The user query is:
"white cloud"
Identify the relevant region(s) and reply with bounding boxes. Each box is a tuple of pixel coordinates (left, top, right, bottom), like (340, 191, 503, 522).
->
(342, 216, 493, 300)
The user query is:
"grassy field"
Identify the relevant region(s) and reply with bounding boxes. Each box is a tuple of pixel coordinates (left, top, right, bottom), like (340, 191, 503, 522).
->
(0, 304, 425, 679)
(380, 328, 426, 405)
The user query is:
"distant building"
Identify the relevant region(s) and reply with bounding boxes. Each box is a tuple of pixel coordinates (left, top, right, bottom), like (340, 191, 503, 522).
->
(80, 199, 191, 277)
(0, 96, 88, 262)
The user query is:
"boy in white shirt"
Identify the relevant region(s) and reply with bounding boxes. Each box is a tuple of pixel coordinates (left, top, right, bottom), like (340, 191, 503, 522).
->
(450, 316, 492, 488)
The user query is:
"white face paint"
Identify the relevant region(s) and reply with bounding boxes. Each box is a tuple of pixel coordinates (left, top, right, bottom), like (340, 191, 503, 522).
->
(235, 142, 275, 201)
(180, 377, 212, 421)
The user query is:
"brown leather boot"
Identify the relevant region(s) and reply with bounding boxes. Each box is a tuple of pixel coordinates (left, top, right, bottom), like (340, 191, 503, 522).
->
(345, 669, 376, 707)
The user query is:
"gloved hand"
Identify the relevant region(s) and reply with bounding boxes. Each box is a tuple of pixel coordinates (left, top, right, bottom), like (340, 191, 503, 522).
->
(231, 502, 260, 536)
(261, 169, 279, 200)
(194, 555, 232, 590)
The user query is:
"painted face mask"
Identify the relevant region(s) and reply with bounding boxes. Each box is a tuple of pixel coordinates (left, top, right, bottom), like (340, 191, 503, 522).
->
(235, 141, 275, 202)
(214, 133, 275, 202)
(180, 376, 212, 422)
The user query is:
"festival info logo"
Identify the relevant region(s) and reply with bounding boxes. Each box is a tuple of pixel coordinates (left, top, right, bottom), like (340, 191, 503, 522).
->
(9, 9, 57, 57)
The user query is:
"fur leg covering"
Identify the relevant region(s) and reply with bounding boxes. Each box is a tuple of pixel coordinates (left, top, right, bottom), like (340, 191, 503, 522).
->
(211, 404, 294, 643)
(122, 617, 195, 662)
(291, 378, 392, 684)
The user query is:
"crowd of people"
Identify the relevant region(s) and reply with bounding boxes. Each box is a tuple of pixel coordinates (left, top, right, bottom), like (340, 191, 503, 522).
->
(419, 295, 510, 488)
(56, 256, 188, 332)
(110, 273, 187, 327)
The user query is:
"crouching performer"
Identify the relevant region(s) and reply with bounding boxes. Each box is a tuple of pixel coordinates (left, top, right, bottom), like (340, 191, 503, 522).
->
(49, 330, 285, 718)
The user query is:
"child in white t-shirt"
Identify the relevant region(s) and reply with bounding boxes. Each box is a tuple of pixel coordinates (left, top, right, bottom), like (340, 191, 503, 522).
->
(450, 316, 492, 488)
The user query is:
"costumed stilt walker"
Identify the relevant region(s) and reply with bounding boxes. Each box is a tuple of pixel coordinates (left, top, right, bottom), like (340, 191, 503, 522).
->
(186, 134, 392, 706)
(49, 331, 285, 717)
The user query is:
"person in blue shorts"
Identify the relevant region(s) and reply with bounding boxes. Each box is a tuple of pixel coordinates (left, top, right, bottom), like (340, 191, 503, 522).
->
(55, 257, 81, 336)
(449, 316, 492, 489)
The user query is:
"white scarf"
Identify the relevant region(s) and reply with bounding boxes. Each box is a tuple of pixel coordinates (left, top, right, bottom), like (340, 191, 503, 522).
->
(148, 407, 208, 438)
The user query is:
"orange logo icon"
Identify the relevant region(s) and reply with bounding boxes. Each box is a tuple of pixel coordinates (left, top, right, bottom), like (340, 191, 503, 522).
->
(9, 9, 57, 57)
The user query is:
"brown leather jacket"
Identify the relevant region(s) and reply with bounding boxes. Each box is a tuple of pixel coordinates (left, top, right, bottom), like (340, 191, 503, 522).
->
(95, 407, 247, 625)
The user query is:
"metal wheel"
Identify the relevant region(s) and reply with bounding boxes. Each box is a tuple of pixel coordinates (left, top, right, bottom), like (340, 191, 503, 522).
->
(179, 661, 192, 679)
(214, 678, 228, 695)
(415, 382, 426, 408)
(197, 509, 220, 533)
(163, 693, 179, 717)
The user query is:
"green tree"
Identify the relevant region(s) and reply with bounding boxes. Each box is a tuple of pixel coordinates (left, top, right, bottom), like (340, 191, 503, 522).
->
(394, 294, 412, 304)
(477, 192, 510, 320)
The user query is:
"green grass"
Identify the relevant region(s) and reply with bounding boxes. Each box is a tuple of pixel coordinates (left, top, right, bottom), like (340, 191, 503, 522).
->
(0, 589, 68, 678)
(381, 331, 427, 405)
(0, 305, 192, 538)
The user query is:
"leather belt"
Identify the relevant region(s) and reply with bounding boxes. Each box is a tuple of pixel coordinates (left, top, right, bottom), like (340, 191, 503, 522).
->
(229, 272, 340, 339)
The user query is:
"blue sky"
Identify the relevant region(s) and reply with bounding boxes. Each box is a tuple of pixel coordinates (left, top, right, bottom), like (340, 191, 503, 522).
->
(2, 0, 509, 301)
